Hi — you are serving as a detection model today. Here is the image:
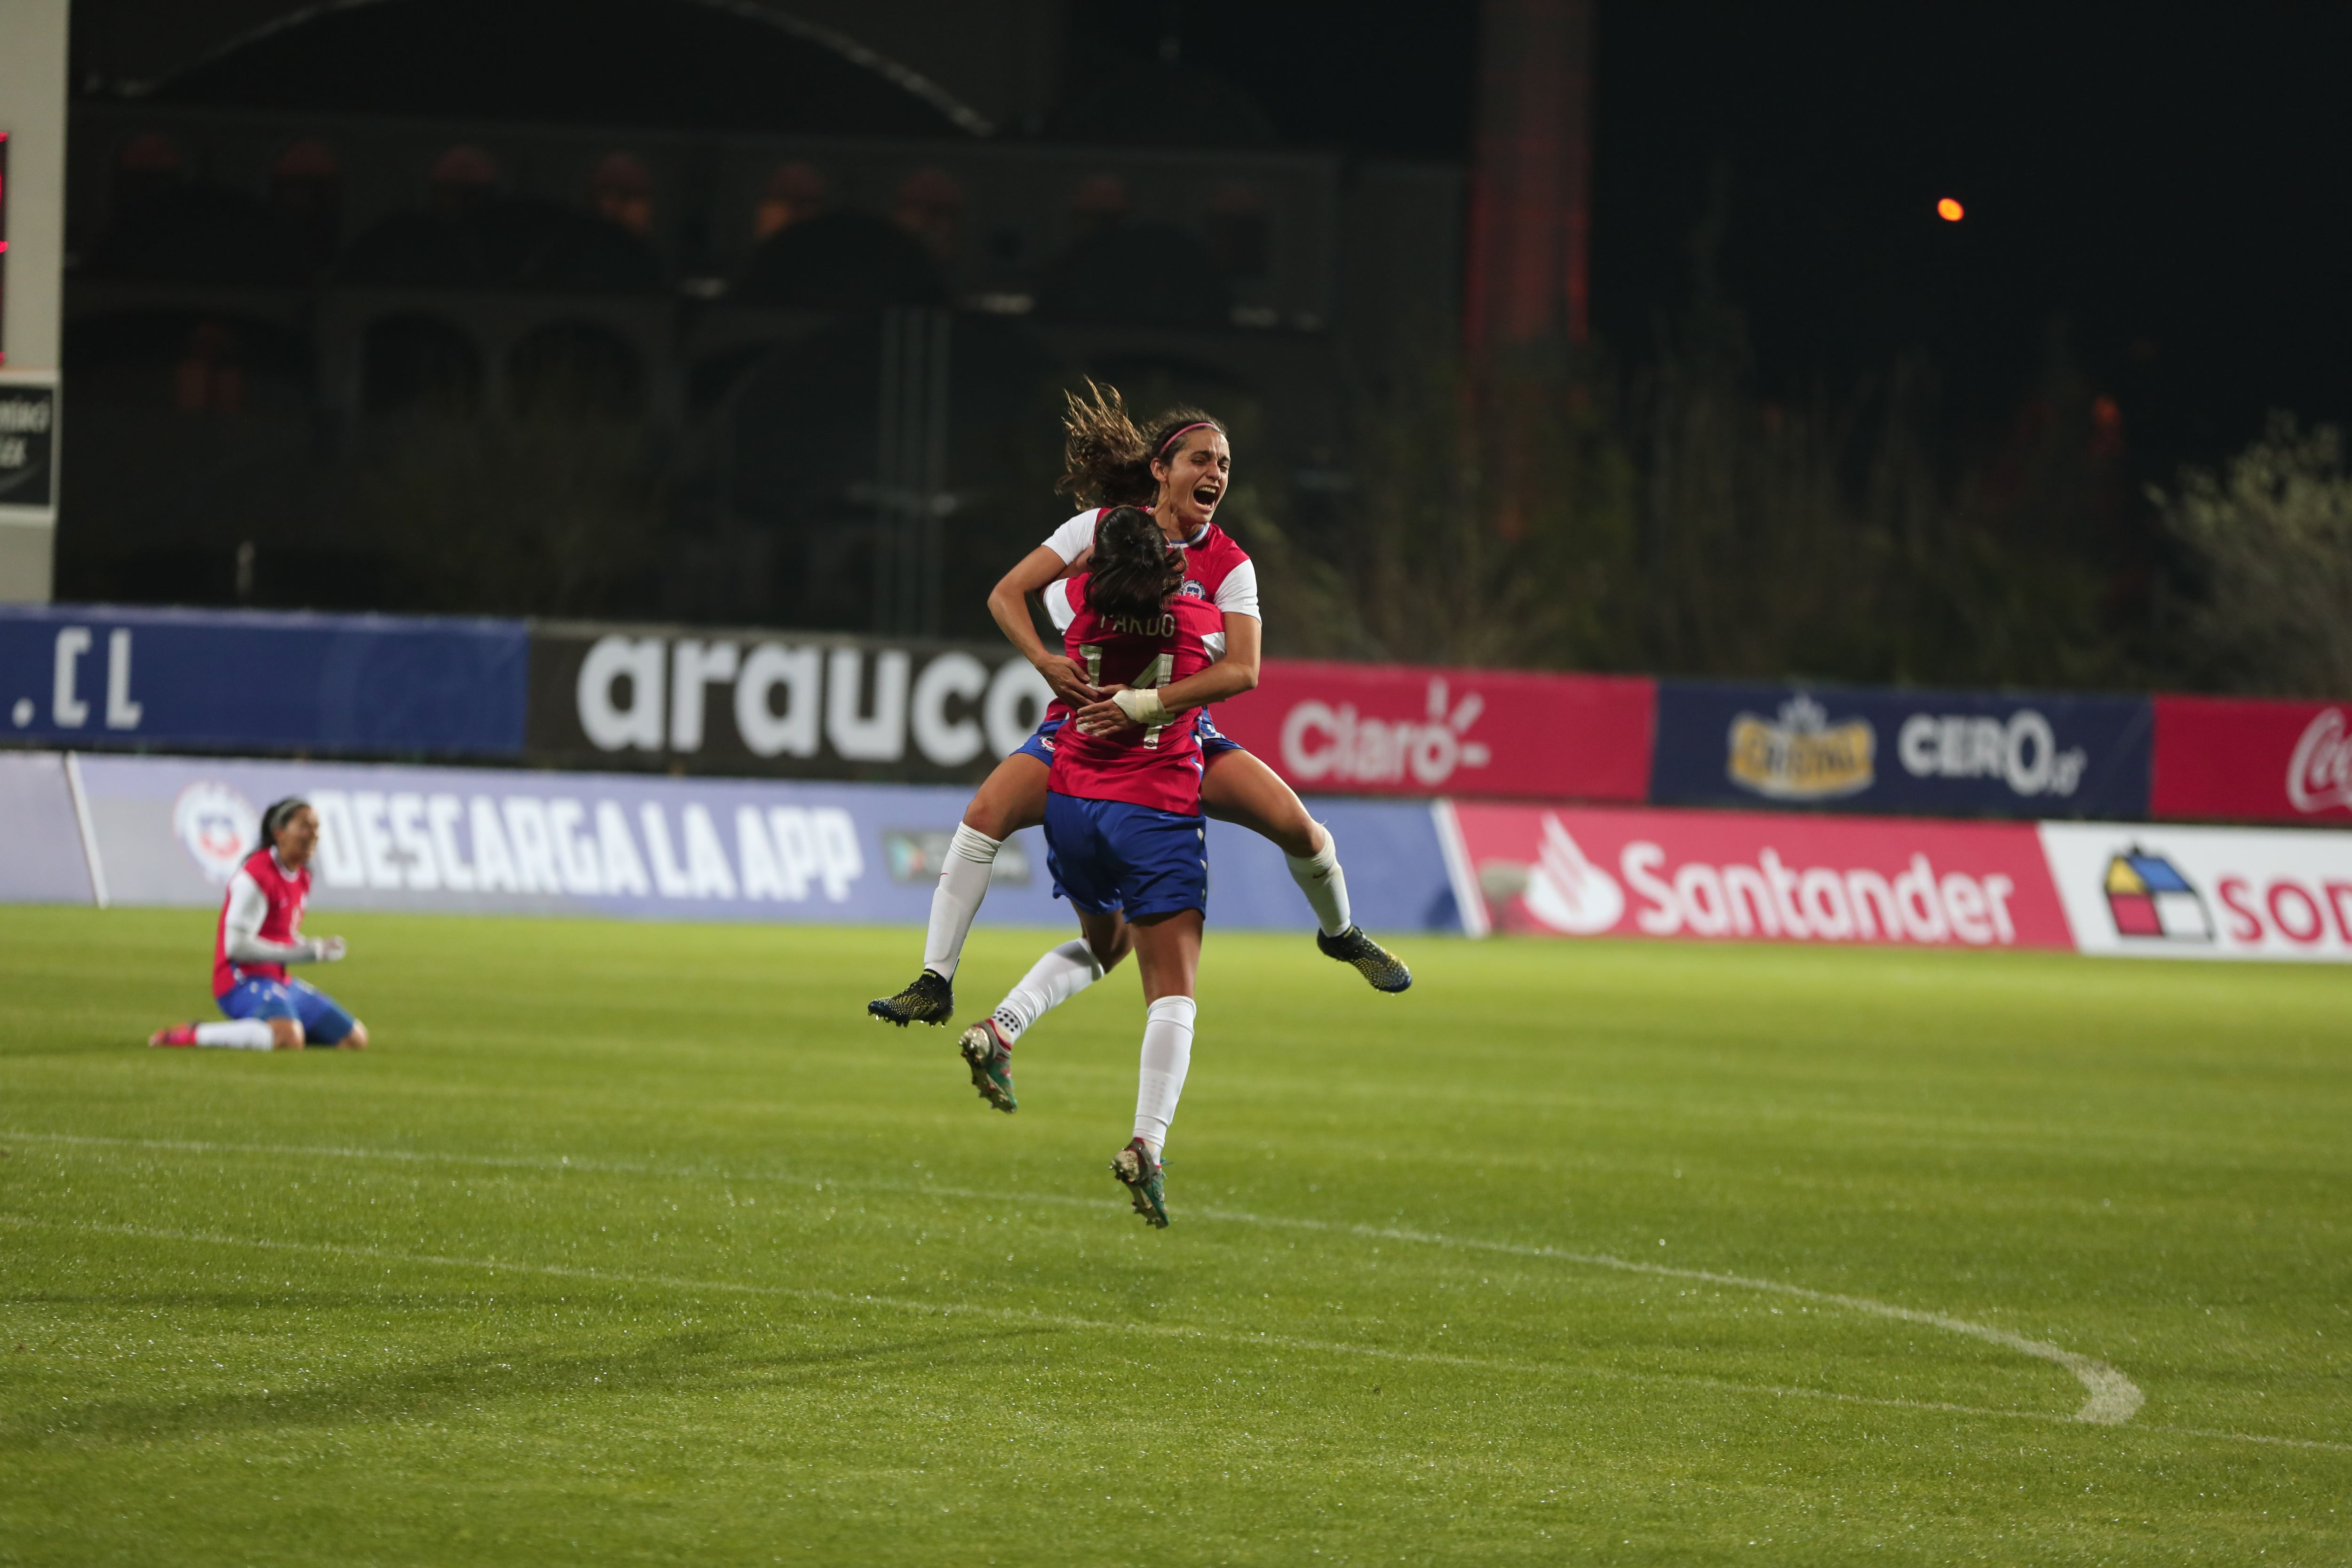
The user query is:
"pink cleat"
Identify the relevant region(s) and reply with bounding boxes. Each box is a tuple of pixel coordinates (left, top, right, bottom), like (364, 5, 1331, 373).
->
(148, 1023, 199, 1049)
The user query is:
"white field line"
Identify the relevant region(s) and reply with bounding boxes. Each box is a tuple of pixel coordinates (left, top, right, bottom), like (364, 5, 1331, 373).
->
(5, 1129, 2137, 1427)
(0, 1211, 2099, 1433)
(4, 1212, 2336, 1455)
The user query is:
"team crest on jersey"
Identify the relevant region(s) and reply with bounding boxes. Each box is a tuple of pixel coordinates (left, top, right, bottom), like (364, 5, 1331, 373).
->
(1180, 580, 1206, 599)
(173, 781, 259, 883)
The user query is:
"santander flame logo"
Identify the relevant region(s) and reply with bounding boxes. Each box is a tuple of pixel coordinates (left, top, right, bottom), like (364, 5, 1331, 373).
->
(1280, 678, 1493, 788)
(1520, 815, 1625, 935)
(2287, 708, 2352, 814)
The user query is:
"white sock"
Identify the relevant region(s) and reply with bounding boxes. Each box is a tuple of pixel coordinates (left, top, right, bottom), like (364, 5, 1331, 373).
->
(195, 1020, 277, 1051)
(991, 939, 1105, 1043)
(922, 824, 1001, 980)
(1132, 995, 1197, 1156)
(1285, 824, 1353, 938)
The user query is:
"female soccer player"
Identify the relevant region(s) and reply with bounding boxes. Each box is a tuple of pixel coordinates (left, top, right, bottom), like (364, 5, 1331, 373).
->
(868, 384, 1409, 1047)
(148, 797, 367, 1051)
(1036, 506, 1238, 1226)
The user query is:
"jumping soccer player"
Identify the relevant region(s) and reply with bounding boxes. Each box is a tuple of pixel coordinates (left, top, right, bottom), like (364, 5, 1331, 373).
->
(1023, 506, 1235, 1226)
(149, 796, 367, 1052)
(868, 383, 1408, 1039)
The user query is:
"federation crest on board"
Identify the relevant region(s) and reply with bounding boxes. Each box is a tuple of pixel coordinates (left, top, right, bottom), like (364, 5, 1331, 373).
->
(172, 781, 259, 883)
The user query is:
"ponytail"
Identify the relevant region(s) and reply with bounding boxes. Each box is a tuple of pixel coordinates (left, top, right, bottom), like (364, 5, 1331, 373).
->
(1057, 380, 1229, 508)
(1083, 506, 1184, 622)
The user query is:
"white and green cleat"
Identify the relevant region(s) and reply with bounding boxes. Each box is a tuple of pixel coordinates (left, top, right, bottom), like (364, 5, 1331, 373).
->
(1110, 1138, 1169, 1228)
(958, 1018, 1018, 1113)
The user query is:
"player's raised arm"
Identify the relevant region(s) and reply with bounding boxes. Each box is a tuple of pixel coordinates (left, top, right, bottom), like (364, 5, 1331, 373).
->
(987, 544, 1101, 709)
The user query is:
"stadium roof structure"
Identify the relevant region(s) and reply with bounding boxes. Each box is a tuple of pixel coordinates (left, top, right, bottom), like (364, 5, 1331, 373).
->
(128, 0, 993, 139)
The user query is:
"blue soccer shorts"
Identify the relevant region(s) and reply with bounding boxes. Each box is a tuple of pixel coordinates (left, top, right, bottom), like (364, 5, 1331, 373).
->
(1012, 714, 1064, 766)
(1044, 793, 1208, 920)
(216, 976, 358, 1046)
(1013, 710, 1245, 766)
(1195, 707, 1245, 757)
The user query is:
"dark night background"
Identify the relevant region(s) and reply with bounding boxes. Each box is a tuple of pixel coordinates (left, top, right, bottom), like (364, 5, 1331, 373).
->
(51, 0, 2352, 691)
(1078, 0, 2352, 478)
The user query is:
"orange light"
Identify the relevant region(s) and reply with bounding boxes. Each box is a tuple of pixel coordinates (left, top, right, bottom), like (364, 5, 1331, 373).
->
(1937, 197, 1965, 223)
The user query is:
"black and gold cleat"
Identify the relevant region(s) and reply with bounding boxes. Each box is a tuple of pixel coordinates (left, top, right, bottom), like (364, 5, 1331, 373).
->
(868, 969, 954, 1027)
(1316, 925, 1412, 993)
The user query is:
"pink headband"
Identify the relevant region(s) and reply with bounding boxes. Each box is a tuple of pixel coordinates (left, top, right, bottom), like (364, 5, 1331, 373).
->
(1156, 421, 1217, 458)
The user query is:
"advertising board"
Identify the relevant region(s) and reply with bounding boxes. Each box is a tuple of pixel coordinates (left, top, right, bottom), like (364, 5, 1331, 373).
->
(0, 605, 526, 755)
(1210, 657, 1655, 802)
(58, 751, 1462, 935)
(2037, 820, 2352, 962)
(0, 750, 95, 903)
(1650, 681, 2153, 820)
(1442, 801, 2074, 949)
(526, 622, 1056, 782)
(2149, 694, 2352, 825)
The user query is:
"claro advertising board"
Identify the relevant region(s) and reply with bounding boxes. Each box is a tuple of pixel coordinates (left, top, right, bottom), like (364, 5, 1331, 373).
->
(41, 752, 1461, 935)
(1649, 681, 2153, 820)
(1209, 658, 1656, 802)
(0, 604, 527, 755)
(2149, 695, 2352, 825)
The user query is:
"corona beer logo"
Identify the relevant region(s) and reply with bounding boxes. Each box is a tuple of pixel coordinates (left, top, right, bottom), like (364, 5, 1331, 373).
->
(1726, 696, 1875, 800)
(2103, 847, 2213, 942)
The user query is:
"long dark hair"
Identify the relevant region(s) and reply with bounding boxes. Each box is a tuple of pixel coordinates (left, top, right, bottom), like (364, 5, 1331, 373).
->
(1083, 506, 1184, 622)
(1057, 379, 1226, 508)
(255, 796, 310, 852)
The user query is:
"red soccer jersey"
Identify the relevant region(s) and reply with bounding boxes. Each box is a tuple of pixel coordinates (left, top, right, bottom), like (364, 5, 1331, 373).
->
(1039, 511, 1255, 726)
(213, 847, 311, 996)
(1048, 576, 1225, 814)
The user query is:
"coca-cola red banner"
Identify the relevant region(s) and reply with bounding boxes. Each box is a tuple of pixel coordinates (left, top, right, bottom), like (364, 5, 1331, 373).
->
(1215, 659, 1655, 802)
(2150, 695, 2352, 824)
(1440, 801, 2073, 949)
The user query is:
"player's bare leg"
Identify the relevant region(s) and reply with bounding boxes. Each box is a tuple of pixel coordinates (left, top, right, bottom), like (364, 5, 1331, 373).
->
(1110, 907, 1201, 1228)
(1203, 749, 1411, 993)
(870, 754, 1051, 1027)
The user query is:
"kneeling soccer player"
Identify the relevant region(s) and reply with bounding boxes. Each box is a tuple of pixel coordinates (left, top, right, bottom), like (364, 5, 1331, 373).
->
(1007, 505, 1246, 1226)
(149, 796, 367, 1052)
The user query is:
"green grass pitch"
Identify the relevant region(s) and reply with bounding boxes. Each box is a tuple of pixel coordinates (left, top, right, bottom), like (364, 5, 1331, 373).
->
(2, 907, 2347, 1565)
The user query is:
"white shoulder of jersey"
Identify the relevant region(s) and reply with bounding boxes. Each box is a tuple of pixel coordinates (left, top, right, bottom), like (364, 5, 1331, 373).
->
(1213, 557, 1260, 622)
(1042, 509, 1097, 564)
(222, 867, 268, 940)
(1043, 577, 1077, 632)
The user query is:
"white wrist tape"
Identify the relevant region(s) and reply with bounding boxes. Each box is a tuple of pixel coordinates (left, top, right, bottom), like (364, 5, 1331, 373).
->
(1112, 687, 1173, 726)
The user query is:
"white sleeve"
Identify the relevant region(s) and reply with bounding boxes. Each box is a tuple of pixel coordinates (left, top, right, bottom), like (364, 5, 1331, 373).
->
(221, 869, 316, 965)
(1042, 577, 1077, 632)
(1213, 559, 1260, 623)
(1041, 510, 1097, 564)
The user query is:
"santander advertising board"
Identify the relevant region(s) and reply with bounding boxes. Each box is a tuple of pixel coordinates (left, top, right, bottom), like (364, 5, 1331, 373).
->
(1446, 803, 2074, 949)
(1216, 659, 1655, 802)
